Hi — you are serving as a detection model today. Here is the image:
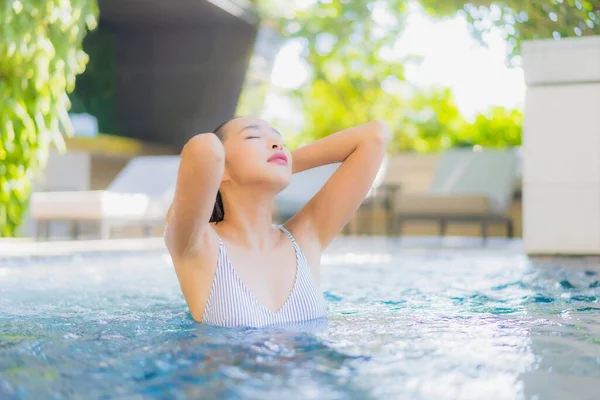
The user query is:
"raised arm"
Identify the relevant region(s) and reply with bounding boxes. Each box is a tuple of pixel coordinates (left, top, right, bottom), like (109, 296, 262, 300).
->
(290, 120, 391, 249)
(164, 133, 224, 256)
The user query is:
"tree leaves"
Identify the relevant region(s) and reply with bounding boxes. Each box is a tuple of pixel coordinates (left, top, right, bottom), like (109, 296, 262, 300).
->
(421, 0, 600, 65)
(257, 0, 523, 152)
(0, 0, 98, 237)
(261, 0, 411, 145)
(389, 87, 522, 153)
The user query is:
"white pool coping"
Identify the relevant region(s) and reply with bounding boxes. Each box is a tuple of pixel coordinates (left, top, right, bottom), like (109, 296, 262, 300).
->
(0, 237, 166, 258)
(0, 236, 526, 259)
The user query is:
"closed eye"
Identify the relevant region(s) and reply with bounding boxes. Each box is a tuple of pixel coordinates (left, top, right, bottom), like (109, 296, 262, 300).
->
(246, 136, 260, 139)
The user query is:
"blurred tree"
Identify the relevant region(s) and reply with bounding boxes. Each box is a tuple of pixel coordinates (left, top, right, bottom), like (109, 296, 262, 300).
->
(459, 106, 523, 147)
(396, 87, 467, 152)
(0, 0, 98, 236)
(420, 0, 600, 64)
(395, 87, 522, 152)
(256, 0, 524, 151)
(257, 0, 413, 146)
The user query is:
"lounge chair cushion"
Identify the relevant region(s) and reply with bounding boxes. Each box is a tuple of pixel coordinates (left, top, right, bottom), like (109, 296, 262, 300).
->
(395, 194, 491, 216)
(30, 191, 150, 221)
(275, 163, 340, 218)
(428, 149, 517, 213)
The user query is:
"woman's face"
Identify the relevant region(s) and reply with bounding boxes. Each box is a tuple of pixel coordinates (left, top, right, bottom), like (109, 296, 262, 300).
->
(219, 117, 292, 192)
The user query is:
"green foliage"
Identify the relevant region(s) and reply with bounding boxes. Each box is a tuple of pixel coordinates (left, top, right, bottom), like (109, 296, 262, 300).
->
(0, 0, 98, 237)
(258, 0, 523, 152)
(394, 87, 522, 152)
(261, 0, 413, 146)
(394, 87, 465, 152)
(420, 0, 600, 64)
(461, 106, 523, 147)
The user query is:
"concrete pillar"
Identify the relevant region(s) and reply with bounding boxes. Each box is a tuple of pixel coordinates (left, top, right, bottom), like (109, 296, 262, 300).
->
(522, 36, 600, 254)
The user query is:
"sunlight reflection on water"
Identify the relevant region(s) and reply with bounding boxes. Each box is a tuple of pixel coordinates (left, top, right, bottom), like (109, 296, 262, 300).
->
(1, 237, 600, 399)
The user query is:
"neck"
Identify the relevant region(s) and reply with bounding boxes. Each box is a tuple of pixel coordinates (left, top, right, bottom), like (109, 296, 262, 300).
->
(218, 185, 278, 249)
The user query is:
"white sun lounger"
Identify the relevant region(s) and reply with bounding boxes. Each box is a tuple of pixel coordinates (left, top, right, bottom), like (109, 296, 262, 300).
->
(30, 155, 181, 239)
(274, 163, 341, 222)
(394, 148, 518, 239)
(274, 158, 389, 223)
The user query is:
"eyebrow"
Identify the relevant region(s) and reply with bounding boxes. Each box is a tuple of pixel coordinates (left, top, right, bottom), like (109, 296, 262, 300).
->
(238, 125, 281, 136)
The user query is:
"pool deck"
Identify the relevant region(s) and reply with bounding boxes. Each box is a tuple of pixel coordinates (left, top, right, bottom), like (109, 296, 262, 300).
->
(0, 236, 526, 259)
(0, 237, 166, 258)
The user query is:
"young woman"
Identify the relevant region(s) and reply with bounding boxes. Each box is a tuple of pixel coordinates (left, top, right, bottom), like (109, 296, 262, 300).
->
(164, 117, 390, 328)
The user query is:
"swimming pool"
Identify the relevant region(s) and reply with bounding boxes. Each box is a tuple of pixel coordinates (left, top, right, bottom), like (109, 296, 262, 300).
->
(1, 237, 599, 399)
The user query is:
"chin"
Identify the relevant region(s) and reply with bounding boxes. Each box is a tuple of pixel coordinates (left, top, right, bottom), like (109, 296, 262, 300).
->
(244, 164, 291, 193)
(264, 171, 291, 193)
(272, 176, 291, 193)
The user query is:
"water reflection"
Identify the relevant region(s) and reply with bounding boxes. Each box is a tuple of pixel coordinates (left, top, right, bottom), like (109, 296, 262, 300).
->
(517, 257, 600, 400)
(1, 238, 600, 399)
(1, 316, 371, 399)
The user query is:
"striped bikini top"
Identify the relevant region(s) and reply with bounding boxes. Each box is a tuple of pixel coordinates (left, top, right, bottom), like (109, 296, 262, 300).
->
(202, 225, 328, 328)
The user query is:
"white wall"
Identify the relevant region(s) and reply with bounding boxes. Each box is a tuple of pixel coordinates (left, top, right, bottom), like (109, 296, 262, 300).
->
(522, 36, 600, 254)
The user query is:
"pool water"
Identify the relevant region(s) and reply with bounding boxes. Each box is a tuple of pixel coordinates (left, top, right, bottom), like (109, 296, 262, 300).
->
(1, 237, 600, 399)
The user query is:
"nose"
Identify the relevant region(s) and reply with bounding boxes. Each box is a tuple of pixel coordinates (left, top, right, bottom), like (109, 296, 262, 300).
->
(270, 137, 284, 150)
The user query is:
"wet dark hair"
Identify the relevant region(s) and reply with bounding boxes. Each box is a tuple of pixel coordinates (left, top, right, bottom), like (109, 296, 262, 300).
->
(209, 118, 237, 223)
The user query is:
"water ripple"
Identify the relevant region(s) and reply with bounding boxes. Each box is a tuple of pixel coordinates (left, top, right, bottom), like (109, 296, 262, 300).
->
(1, 242, 600, 399)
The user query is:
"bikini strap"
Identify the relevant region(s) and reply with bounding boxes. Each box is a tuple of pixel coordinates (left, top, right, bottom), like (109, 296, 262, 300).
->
(214, 232, 224, 247)
(277, 225, 297, 244)
(278, 225, 312, 273)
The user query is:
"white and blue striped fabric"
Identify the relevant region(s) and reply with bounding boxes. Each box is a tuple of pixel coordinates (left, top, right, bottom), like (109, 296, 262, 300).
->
(202, 225, 328, 328)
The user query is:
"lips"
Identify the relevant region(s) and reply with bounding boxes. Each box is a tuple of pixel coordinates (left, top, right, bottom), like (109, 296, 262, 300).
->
(267, 152, 288, 165)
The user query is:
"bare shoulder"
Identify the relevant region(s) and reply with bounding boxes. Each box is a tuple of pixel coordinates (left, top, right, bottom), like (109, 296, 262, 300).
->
(167, 225, 220, 266)
(166, 224, 221, 322)
(282, 218, 323, 280)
